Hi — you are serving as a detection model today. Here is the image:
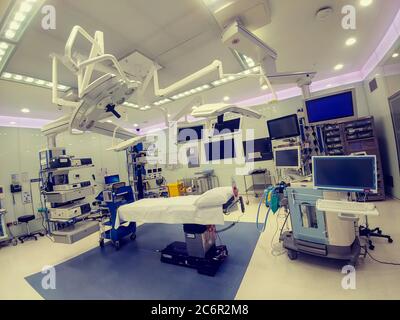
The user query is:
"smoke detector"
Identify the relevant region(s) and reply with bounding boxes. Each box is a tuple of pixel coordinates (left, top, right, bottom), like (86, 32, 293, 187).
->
(316, 6, 333, 21)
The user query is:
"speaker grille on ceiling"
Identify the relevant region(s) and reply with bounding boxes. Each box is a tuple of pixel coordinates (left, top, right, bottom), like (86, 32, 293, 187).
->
(369, 78, 378, 92)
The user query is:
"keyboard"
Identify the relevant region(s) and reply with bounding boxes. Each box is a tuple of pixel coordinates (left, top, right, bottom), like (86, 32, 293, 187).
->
(316, 199, 379, 216)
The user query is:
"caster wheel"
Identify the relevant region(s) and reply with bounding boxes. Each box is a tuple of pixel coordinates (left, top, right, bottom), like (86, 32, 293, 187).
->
(114, 241, 120, 250)
(388, 238, 393, 244)
(12, 239, 18, 246)
(369, 245, 375, 250)
(130, 234, 136, 241)
(377, 230, 382, 235)
(99, 239, 105, 248)
(39, 233, 44, 237)
(287, 249, 298, 260)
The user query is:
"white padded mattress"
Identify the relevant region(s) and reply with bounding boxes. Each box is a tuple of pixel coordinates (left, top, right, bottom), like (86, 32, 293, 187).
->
(115, 195, 225, 227)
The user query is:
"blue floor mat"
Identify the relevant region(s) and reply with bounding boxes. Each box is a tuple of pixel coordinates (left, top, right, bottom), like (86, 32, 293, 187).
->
(25, 222, 260, 300)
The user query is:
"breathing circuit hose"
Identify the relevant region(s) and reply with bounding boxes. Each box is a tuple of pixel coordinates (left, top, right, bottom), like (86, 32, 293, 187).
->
(256, 194, 271, 233)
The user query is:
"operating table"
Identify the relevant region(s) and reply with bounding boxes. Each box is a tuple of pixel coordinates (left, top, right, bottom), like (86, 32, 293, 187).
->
(115, 187, 245, 276)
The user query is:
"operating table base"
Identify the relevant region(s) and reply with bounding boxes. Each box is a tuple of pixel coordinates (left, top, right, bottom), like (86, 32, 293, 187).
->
(160, 242, 228, 276)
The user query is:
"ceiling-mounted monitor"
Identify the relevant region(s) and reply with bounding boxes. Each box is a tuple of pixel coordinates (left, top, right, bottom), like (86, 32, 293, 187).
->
(267, 114, 300, 140)
(304, 89, 357, 125)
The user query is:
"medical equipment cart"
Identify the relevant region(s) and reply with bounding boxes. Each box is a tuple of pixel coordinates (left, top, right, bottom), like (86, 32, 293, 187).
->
(99, 185, 136, 250)
(243, 169, 273, 204)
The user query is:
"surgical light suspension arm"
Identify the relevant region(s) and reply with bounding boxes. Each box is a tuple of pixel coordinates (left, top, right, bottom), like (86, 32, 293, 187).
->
(51, 55, 81, 108)
(153, 60, 241, 97)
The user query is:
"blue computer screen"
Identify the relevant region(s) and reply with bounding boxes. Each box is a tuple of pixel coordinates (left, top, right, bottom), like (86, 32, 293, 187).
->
(313, 156, 377, 192)
(305, 91, 354, 124)
(104, 174, 120, 185)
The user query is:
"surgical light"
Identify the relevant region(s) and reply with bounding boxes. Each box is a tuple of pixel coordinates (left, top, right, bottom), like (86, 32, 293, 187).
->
(2, 72, 12, 78)
(14, 74, 23, 80)
(0, 42, 9, 50)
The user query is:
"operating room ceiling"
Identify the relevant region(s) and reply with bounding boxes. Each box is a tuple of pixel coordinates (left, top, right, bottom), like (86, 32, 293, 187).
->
(0, 0, 400, 129)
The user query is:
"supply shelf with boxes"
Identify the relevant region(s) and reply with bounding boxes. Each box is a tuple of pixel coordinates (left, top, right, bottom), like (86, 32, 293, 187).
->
(38, 148, 99, 244)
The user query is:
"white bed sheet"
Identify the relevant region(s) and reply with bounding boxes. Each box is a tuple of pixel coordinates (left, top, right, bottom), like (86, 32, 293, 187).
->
(115, 195, 226, 228)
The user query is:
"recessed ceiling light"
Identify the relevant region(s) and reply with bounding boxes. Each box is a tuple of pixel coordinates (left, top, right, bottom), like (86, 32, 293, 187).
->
(360, 0, 373, 7)
(9, 121, 16, 125)
(21, 108, 30, 113)
(14, 12, 26, 22)
(0, 42, 9, 50)
(5, 30, 16, 39)
(223, 96, 230, 101)
(20, 3, 33, 13)
(261, 85, 268, 90)
(334, 64, 344, 71)
(133, 123, 138, 127)
(326, 84, 332, 88)
(392, 53, 399, 58)
(346, 37, 357, 46)
(9, 21, 21, 31)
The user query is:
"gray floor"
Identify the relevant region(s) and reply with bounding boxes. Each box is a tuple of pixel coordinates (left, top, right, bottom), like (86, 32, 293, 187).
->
(1, 197, 400, 300)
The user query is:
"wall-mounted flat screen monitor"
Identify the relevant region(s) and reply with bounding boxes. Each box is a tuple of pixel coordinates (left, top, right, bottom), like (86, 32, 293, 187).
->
(305, 89, 356, 125)
(243, 138, 273, 162)
(274, 146, 301, 169)
(177, 125, 204, 143)
(213, 118, 241, 136)
(205, 139, 236, 161)
(267, 114, 300, 140)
